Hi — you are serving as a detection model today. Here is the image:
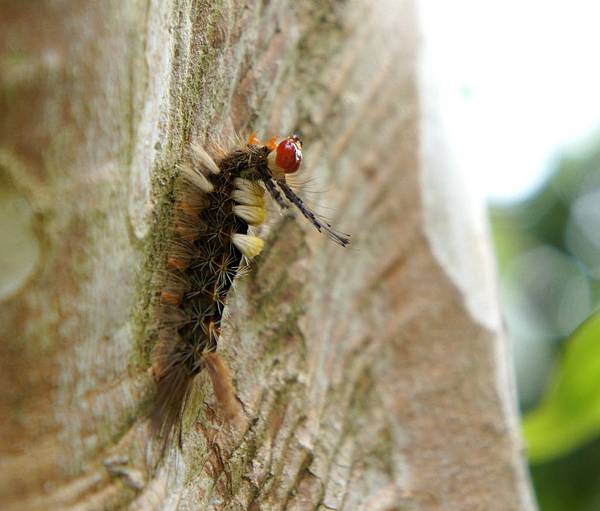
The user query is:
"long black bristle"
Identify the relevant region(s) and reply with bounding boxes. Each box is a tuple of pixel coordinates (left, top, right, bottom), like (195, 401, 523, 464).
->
(276, 180, 351, 247)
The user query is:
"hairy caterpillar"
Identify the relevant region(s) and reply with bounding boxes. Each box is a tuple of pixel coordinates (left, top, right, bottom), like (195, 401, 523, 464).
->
(152, 134, 350, 452)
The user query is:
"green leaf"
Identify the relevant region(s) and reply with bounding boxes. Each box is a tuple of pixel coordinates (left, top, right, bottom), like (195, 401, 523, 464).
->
(523, 310, 600, 462)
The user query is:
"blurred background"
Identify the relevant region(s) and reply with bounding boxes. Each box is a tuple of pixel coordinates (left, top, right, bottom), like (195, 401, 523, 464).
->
(421, 0, 600, 509)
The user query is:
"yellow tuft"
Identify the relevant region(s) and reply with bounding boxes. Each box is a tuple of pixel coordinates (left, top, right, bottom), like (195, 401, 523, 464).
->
(231, 188, 265, 207)
(233, 205, 267, 226)
(233, 178, 264, 197)
(232, 234, 264, 259)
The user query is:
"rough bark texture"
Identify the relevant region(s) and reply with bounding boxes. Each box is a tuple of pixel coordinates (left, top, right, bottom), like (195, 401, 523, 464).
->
(0, 1, 535, 510)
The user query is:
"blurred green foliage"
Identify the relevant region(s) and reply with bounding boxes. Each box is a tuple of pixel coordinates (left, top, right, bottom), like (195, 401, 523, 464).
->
(489, 133, 600, 511)
(524, 311, 600, 461)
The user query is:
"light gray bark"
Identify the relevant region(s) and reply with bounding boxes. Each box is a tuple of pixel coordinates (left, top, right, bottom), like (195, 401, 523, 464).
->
(0, 1, 535, 510)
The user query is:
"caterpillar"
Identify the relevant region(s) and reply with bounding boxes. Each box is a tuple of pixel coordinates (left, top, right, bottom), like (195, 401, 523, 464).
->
(151, 133, 350, 452)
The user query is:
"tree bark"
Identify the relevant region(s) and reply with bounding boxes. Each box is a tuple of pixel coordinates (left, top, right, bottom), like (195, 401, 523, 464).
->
(0, 1, 536, 510)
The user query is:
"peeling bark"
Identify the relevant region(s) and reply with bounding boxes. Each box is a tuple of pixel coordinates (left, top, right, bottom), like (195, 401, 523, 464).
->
(0, 1, 536, 510)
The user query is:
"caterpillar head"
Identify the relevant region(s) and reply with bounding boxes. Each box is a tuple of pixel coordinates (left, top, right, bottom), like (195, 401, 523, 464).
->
(267, 135, 303, 176)
(258, 134, 350, 247)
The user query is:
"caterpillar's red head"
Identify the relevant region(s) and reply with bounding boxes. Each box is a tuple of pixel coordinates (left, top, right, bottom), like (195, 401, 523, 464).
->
(267, 135, 303, 175)
(256, 133, 351, 247)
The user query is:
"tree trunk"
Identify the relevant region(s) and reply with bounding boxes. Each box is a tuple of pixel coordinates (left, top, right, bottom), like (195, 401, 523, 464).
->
(0, 1, 536, 510)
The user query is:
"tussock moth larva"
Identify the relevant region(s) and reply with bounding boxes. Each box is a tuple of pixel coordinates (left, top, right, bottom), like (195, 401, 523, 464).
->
(151, 134, 350, 454)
